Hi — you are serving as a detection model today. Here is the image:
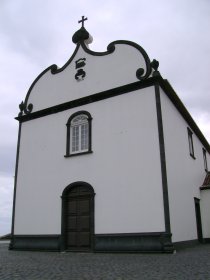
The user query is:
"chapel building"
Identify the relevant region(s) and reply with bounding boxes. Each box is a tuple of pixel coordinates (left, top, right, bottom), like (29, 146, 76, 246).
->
(10, 18, 210, 252)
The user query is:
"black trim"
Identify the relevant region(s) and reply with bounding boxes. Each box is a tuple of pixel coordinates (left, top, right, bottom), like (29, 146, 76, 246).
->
(10, 233, 175, 252)
(158, 79, 210, 154)
(65, 111, 92, 157)
(94, 232, 174, 253)
(187, 127, 196, 159)
(12, 234, 208, 252)
(61, 181, 95, 201)
(19, 39, 153, 116)
(154, 83, 171, 236)
(80, 40, 152, 80)
(10, 123, 22, 250)
(203, 148, 208, 172)
(61, 182, 95, 252)
(18, 101, 33, 116)
(16, 78, 154, 122)
(20, 44, 81, 114)
(173, 239, 199, 250)
(64, 151, 93, 158)
(16, 76, 210, 154)
(11, 235, 60, 251)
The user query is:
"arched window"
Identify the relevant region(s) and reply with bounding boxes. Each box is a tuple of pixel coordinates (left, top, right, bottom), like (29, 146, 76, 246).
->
(65, 111, 92, 157)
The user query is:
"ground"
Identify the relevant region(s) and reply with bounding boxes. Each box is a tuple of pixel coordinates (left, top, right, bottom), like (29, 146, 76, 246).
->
(0, 243, 210, 279)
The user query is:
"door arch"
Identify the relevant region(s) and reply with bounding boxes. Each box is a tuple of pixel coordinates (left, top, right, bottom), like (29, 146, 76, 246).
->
(61, 182, 95, 251)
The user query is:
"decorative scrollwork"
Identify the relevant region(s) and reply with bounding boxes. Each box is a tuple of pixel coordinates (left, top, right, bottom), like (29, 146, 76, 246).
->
(107, 44, 115, 53)
(18, 101, 33, 116)
(151, 59, 160, 77)
(51, 64, 58, 74)
(136, 68, 145, 79)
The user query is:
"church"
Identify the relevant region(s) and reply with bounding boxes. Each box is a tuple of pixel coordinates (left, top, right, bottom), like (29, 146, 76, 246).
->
(10, 18, 210, 252)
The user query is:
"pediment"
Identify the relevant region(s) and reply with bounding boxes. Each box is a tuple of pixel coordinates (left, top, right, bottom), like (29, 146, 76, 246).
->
(18, 38, 158, 116)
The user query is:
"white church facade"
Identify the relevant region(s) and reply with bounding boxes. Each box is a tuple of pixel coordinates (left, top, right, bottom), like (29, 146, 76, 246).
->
(10, 19, 210, 252)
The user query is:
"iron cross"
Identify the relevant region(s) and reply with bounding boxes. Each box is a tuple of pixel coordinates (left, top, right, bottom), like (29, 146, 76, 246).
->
(78, 16, 88, 28)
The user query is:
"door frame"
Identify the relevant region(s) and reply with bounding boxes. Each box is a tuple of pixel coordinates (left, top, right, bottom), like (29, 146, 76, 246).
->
(194, 197, 203, 243)
(60, 181, 95, 251)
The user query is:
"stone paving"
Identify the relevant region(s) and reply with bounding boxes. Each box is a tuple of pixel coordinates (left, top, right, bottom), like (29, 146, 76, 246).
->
(0, 243, 210, 279)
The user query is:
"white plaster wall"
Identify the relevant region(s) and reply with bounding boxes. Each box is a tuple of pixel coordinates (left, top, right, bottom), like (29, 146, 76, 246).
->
(200, 189, 210, 238)
(27, 44, 148, 112)
(160, 87, 210, 242)
(14, 86, 165, 235)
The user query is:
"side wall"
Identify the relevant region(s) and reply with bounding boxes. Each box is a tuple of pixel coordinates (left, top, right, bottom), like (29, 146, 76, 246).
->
(14, 86, 165, 237)
(160, 87, 210, 243)
(200, 189, 210, 239)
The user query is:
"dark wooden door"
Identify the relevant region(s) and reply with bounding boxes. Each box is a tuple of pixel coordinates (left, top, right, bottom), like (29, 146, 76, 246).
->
(194, 198, 203, 243)
(65, 185, 93, 251)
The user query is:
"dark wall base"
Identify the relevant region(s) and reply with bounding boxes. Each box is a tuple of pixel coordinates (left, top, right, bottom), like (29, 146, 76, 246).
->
(94, 233, 174, 253)
(10, 235, 60, 251)
(204, 238, 210, 243)
(173, 238, 210, 250)
(9, 233, 174, 253)
(173, 239, 200, 250)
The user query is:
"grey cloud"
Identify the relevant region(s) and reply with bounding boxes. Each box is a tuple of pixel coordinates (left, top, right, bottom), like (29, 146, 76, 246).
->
(0, 216, 12, 236)
(0, 145, 16, 175)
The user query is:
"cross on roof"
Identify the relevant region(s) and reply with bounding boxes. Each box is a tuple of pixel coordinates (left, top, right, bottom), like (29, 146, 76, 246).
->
(78, 16, 88, 28)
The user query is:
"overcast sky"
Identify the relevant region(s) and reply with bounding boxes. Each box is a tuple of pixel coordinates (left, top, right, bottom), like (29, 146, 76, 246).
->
(0, 0, 210, 236)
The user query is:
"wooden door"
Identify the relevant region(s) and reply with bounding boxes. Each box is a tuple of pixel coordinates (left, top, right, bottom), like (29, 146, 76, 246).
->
(65, 185, 94, 251)
(194, 198, 203, 243)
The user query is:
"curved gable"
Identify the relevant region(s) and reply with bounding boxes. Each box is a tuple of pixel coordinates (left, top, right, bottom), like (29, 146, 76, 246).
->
(19, 39, 154, 115)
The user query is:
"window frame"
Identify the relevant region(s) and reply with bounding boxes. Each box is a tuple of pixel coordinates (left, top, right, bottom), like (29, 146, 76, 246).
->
(187, 127, 196, 159)
(65, 111, 92, 157)
(203, 148, 208, 172)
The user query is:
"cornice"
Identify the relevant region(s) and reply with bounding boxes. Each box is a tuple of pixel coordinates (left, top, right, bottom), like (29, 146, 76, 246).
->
(16, 75, 210, 153)
(158, 79, 210, 153)
(16, 77, 155, 122)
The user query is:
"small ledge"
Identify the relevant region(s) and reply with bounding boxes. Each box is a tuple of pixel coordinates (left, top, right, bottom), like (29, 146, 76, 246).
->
(64, 151, 93, 158)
